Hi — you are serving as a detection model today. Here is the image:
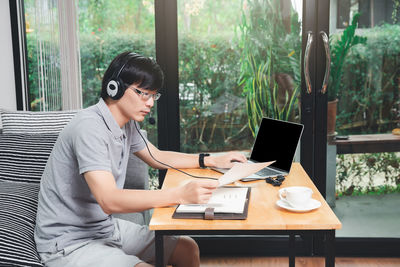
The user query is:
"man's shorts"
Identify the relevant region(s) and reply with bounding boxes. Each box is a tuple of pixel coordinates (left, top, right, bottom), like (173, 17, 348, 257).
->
(39, 218, 179, 267)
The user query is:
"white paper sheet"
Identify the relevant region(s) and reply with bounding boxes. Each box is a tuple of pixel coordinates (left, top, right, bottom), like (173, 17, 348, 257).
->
(218, 161, 275, 186)
(176, 187, 249, 214)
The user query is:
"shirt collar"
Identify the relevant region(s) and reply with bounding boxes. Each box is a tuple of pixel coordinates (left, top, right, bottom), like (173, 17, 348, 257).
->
(96, 98, 124, 139)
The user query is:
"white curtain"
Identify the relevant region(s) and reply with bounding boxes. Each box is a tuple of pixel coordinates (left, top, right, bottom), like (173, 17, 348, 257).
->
(33, 0, 82, 111)
(58, 0, 82, 110)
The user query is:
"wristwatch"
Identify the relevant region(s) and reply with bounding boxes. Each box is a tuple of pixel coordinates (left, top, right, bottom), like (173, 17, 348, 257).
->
(199, 153, 210, 168)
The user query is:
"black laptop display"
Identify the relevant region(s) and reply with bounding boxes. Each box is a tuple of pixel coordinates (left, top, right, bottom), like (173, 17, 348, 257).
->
(212, 117, 304, 180)
(246, 117, 304, 179)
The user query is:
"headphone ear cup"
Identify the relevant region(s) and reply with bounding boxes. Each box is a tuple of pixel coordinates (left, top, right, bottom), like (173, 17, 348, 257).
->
(114, 77, 126, 100)
(106, 52, 139, 100)
(106, 79, 119, 99)
(107, 78, 126, 100)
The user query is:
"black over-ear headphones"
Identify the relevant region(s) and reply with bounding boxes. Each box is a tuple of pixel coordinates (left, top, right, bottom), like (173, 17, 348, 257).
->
(106, 52, 142, 100)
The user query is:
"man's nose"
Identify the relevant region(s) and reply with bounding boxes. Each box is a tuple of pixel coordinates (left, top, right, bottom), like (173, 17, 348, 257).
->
(145, 97, 154, 107)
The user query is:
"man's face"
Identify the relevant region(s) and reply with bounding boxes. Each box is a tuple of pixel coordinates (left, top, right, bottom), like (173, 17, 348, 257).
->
(117, 85, 158, 122)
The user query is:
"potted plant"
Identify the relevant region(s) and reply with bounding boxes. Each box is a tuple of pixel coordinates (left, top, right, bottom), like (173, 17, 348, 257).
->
(328, 13, 367, 136)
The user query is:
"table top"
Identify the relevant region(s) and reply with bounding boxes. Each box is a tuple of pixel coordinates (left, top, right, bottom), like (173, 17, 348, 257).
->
(149, 163, 342, 231)
(332, 133, 400, 145)
(330, 134, 400, 154)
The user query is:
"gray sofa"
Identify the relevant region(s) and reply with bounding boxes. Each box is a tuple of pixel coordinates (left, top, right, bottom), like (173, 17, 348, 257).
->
(0, 109, 150, 267)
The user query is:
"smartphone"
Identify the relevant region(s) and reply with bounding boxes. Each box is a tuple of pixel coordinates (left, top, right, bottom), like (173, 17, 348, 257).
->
(335, 135, 349, 140)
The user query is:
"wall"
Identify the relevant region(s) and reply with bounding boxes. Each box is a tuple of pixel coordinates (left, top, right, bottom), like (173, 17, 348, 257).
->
(0, 1, 17, 111)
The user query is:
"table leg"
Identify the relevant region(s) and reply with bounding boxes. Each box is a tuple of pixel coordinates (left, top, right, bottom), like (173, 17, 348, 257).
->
(155, 231, 164, 267)
(325, 230, 335, 267)
(289, 234, 295, 267)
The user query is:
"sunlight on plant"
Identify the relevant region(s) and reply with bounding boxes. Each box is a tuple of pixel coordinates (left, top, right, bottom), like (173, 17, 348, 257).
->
(336, 152, 400, 196)
(148, 168, 159, 190)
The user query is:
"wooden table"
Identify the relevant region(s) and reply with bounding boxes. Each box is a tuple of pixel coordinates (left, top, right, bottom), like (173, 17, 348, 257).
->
(149, 163, 342, 267)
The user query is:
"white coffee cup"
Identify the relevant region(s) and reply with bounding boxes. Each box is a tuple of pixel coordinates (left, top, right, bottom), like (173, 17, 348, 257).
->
(279, 186, 313, 208)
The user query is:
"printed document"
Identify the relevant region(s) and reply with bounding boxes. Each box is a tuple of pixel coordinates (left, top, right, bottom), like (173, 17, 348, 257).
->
(176, 187, 249, 214)
(218, 161, 275, 186)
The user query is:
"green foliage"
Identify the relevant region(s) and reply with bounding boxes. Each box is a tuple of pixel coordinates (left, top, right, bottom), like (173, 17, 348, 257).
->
(26, 35, 40, 110)
(393, 0, 400, 24)
(328, 13, 367, 101)
(238, 0, 301, 136)
(335, 23, 400, 134)
(26, 35, 63, 111)
(177, 0, 242, 36)
(148, 167, 159, 190)
(78, 32, 156, 107)
(27, 31, 250, 152)
(242, 52, 299, 136)
(78, 0, 155, 34)
(178, 35, 250, 152)
(26, 0, 252, 153)
(336, 152, 400, 196)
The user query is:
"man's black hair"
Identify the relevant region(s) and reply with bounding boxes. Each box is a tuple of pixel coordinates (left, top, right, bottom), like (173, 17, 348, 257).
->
(101, 51, 164, 101)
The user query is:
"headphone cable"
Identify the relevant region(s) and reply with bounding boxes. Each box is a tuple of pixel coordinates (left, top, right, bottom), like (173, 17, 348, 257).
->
(134, 122, 218, 181)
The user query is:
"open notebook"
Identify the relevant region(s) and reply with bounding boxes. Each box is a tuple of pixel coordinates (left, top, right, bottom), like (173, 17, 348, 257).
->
(173, 187, 251, 220)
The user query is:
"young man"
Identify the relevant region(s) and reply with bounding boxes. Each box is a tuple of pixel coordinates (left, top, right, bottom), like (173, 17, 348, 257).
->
(34, 51, 246, 267)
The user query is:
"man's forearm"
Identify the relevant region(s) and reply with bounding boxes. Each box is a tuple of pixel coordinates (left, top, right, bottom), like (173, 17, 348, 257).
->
(102, 187, 181, 214)
(85, 170, 218, 215)
(136, 143, 246, 170)
(150, 150, 215, 169)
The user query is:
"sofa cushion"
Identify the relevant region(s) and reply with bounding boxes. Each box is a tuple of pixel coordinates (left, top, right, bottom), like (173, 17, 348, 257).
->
(0, 181, 43, 267)
(0, 110, 76, 134)
(0, 134, 58, 184)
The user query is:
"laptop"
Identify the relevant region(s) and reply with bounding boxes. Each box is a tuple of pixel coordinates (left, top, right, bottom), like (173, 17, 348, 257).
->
(212, 117, 304, 181)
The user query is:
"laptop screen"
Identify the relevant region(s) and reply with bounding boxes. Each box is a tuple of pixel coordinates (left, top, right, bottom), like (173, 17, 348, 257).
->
(250, 118, 304, 172)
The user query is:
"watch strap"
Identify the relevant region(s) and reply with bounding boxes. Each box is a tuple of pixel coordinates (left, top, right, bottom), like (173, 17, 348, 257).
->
(199, 153, 210, 168)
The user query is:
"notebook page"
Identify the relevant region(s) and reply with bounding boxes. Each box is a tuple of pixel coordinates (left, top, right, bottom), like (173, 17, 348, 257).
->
(176, 187, 249, 214)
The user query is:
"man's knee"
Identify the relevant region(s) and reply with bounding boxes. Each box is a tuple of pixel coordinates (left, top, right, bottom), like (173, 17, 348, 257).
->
(169, 236, 200, 266)
(178, 236, 199, 259)
(182, 236, 199, 259)
(135, 262, 153, 267)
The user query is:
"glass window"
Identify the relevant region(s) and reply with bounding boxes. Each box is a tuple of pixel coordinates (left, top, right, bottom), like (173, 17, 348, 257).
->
(335, 0, 400, 29)
(24, 0, 158, 186)
(78, 0, 156, 108)
(327, 0, 400, 238)
(78, 0, 158, 148)
(24, 0, 157, 138)
(177, 0, 302, 154)
(24, 0, 62, 111)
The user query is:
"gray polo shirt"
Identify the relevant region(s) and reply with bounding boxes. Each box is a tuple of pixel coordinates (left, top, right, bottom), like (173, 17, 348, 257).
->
(34, 98, 145, 253)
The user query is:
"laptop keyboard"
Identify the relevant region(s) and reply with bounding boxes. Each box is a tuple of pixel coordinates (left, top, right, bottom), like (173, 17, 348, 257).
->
(255, 168, 280, 177)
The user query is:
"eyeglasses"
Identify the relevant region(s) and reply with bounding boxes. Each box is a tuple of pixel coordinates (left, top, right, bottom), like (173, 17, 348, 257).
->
(265, 175, 285, 186)
(132, 87, 161, 101)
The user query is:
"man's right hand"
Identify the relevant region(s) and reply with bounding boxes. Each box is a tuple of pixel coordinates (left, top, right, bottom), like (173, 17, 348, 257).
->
(178, 179, 218, 204)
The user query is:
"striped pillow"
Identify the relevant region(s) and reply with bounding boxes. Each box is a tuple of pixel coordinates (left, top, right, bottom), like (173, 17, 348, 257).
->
(0, 134, 58, 184)
(0, 110, 76, 134)
(0, 181, 43, 267)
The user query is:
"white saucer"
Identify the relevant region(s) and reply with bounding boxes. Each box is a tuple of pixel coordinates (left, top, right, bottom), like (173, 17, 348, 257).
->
(276, 198, 321, 212)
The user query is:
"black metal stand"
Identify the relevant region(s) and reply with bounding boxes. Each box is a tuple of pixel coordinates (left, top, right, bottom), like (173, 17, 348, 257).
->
(325, 230, 336, 267)
(289, 234, 295, 267)
(155, 231, 164, 267)
(154, 229, 336, 267)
